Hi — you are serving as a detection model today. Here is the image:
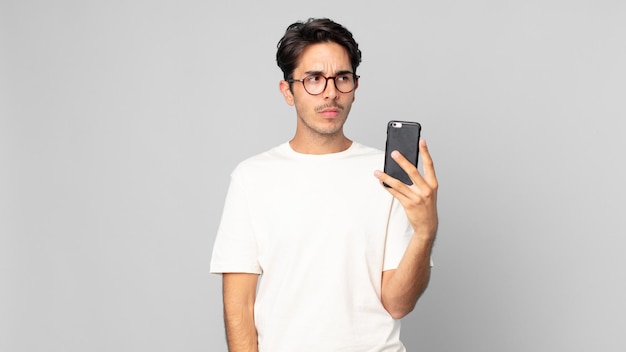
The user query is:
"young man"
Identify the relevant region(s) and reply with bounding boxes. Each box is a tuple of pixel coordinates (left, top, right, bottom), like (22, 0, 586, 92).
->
(210, 18, 439, 352)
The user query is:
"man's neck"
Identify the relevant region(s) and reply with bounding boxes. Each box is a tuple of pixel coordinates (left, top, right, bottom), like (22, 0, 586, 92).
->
(289, 134, 352, 155)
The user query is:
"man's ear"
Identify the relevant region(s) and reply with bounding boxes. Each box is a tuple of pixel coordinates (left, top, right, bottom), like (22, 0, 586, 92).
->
(279, 80, 295, 106)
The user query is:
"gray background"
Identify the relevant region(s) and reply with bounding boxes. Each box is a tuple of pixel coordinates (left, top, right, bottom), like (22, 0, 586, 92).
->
(2, 0, 625, 351)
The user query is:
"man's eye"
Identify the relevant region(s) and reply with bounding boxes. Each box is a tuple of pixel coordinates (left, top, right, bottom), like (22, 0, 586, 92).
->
(336, 75, 351, 82)
(306, 75, 323, 83)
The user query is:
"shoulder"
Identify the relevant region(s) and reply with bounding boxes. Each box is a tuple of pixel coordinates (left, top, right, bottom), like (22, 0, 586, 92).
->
(231, 143, 291, 176)
(231, 141, 384, 177)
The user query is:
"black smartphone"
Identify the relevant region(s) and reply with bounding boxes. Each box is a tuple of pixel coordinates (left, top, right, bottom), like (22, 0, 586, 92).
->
(383, 120, 421, 187)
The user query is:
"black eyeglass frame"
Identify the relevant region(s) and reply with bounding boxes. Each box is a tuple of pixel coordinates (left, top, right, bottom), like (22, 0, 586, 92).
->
(287, 73, 360, 95)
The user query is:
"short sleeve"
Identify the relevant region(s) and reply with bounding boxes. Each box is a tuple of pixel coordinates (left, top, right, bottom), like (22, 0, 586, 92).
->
(210, 167, 262, 274)
(382, 198, 435, 270)
(382, 198, 414, 271)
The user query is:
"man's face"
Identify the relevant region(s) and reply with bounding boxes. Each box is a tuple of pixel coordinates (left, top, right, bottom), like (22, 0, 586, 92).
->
(280, 42, 357, 138)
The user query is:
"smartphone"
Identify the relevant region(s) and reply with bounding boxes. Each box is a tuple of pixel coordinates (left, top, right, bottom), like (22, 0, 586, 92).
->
(383, 120, 421, 187)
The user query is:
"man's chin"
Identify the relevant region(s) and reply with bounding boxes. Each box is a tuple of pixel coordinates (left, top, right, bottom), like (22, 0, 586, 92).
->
(315, 120, 346, 135)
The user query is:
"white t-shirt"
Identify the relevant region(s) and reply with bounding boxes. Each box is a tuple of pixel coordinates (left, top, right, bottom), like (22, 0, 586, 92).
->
(211, 142, 414, 352)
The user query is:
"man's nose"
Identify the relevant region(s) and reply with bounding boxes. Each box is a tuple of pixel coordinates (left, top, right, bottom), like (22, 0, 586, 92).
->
(323, 77, 339, 100)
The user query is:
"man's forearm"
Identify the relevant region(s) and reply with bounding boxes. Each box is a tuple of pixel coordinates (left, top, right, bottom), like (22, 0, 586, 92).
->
(224, 303, 257, 352)
(381, 233, 434, 319)
(223, 273, 259, 352)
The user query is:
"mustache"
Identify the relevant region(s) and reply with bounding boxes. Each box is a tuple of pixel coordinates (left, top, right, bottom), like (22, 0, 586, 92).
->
(315, 103, 344, 113)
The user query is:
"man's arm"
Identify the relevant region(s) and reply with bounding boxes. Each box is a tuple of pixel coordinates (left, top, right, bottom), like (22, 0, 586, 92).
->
(381, 236, 434, 319)
(222, 273, 259, 352)
(375, 139, 439, 319)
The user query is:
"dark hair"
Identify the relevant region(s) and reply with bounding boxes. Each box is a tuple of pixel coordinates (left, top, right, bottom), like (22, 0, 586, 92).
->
(276, 18, 362, 81)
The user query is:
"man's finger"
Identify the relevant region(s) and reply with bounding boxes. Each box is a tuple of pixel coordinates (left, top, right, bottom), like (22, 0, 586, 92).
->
(419, 139, 438, 188)
(373, 170, 413, 200)
(390, 150, 427, 189)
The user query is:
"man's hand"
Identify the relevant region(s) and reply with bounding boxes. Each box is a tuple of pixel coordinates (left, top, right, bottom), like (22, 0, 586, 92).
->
(375, 138, 439, 240)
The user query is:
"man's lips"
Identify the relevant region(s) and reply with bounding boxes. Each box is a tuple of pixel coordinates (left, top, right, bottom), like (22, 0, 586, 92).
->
(320, 109, 339, 118)
(316, 104, 343, 117)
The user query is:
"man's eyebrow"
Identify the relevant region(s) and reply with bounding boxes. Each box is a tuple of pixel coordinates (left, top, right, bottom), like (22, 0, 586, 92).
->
(303, 69, 354, 76)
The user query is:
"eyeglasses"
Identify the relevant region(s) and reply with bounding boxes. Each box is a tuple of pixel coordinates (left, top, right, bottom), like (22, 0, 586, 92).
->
(287, 73, 359, 95)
